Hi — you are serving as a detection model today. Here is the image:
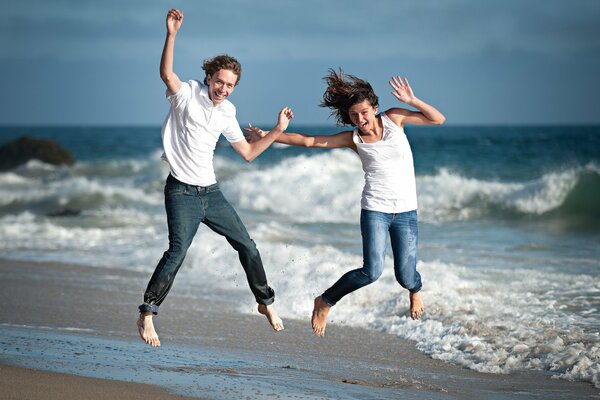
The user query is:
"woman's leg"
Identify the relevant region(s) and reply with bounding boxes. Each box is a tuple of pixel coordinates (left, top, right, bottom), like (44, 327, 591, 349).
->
(312, 209, 390, 336)
(389, 210, 421, 292)
(390, 210, 424, 319)
(321, 209, 389, 306)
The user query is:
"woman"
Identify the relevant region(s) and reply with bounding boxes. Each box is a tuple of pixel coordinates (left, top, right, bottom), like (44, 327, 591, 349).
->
(247, 69, 445, 336)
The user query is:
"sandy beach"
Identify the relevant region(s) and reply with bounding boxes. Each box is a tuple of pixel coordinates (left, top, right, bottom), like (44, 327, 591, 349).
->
(0, 364, 203, 400)
(0, 258, 597, 399)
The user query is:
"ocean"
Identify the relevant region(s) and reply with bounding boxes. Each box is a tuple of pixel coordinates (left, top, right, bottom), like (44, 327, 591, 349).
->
(1, 124, 599, 387)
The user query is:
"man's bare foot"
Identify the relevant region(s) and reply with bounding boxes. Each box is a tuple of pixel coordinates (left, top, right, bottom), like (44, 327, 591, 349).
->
(258, 304, 284, 331)
(311, 296, 331, 337)
(409, 291, 425, 320)
(137, 312, 160, 347)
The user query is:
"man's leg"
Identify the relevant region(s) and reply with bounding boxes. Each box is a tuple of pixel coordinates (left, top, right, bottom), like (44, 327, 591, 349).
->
(202, 187, 283, 331)
(313, 209, 389, 336)
(138, 176, 203, 345)
(390, 210, 424, 320)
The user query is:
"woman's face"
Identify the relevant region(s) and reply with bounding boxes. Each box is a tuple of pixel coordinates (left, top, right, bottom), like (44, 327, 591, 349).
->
(348, 100, 378, 132)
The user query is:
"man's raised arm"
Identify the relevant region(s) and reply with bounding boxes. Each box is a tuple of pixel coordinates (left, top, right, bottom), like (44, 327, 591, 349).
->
(160, 9, 184, 95)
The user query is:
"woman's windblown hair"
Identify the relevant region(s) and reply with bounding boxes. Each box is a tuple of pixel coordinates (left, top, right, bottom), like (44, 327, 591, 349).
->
(320, 68, 379, 126)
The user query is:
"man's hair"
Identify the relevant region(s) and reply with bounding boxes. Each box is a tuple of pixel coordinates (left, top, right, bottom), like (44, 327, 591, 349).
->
(320, 68, 379, 126)
(202, 54, 242, 85)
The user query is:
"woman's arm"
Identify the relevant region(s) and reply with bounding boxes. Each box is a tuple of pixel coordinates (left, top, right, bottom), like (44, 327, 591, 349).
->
(245, 125, 355, 149)
(386, 76, 445, 127)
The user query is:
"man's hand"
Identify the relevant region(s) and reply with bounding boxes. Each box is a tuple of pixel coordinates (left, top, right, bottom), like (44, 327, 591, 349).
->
(275, 106, 294, 132)
(244, 106, 293, 143)
(166, 9, 183, 35)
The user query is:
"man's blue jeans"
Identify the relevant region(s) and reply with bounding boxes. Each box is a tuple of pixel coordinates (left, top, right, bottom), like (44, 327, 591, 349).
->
(139, 174, 275, 315)
(322, 209, 421, 306)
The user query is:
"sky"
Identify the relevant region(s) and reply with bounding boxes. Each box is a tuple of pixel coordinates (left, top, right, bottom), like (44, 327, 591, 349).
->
(1, 0, 599, 127)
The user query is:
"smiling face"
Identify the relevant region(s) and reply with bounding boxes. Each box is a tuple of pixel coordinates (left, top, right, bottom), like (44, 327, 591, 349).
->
(348, 100, 378, 133)
(206, 69, 238, 105)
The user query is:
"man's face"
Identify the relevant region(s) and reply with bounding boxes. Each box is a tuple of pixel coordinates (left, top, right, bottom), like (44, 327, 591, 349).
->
(206, 69, 238, 105)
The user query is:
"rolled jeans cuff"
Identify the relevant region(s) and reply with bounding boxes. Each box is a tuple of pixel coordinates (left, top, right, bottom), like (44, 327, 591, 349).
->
(320, 293, 336, 307)
(257, 286, 275, 306)
(139, 303, 159, 315)
(409, 285, 422, 294)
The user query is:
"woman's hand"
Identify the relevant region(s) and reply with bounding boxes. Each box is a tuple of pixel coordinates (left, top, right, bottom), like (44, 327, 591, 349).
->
(244, 124, 267, 143)
(389, 76, 416, 105)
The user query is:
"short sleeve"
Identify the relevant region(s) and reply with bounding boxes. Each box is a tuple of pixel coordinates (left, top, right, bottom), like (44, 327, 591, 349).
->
(223, 116, 245, 143)
(166, 81, 192, 112)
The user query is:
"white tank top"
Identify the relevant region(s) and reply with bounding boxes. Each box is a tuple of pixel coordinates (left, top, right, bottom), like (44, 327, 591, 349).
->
(352, 113, 418, 213)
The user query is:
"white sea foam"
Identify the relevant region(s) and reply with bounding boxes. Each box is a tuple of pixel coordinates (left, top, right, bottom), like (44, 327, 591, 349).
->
(221, 150, 363, 223)
(418, 163, 600, 222)
(185, 233, 600, 387)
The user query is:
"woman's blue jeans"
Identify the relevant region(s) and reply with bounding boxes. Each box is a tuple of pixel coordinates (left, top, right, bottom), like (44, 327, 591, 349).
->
(139, 175, 275, 315)
(322, 209, 421, 306)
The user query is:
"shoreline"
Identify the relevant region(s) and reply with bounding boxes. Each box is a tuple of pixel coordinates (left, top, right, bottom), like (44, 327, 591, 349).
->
(0, 258, 597, 399)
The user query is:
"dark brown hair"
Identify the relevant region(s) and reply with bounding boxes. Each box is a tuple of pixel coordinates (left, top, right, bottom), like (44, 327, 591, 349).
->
(202, 54, 242, 85)
(320, 68, 379, 126)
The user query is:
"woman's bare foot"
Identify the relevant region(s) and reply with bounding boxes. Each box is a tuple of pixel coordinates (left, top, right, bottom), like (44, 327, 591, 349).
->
(257, 304, 284, 331)
(137, 312, 160, 347)
(409, 291, 425, 320)
(311, 296, 331, 337)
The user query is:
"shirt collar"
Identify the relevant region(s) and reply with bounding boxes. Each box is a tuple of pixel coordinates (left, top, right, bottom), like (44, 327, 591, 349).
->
(199, 83, 221, 109)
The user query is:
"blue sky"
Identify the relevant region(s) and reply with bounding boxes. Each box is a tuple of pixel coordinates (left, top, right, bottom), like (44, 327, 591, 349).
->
(1, 0, 599, 126)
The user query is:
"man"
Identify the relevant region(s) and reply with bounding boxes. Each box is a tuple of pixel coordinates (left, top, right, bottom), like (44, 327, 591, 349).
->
(137, 8, 293, 347)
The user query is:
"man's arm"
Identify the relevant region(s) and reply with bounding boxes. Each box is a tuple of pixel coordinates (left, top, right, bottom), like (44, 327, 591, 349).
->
(160, 9, 184, 95)
(231, 107, 294, 163)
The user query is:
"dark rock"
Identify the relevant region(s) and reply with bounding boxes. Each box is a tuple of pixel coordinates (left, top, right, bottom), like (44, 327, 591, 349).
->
(46, 208, 82, 218)
(0, 136, 75, 171)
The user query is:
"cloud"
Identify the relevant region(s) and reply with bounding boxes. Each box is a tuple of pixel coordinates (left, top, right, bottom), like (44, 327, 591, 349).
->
(2, 0, 598, 62)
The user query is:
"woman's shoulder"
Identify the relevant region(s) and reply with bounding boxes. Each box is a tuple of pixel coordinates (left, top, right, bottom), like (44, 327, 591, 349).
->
(382, 108, 409, 128)
(383, 107, 411, 118)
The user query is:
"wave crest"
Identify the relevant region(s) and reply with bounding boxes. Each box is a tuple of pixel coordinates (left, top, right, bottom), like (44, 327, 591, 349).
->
(418, 163, 600, 226)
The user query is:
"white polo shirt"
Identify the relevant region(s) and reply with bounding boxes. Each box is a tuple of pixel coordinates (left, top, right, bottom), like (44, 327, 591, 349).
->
(161, 80, 245, 186)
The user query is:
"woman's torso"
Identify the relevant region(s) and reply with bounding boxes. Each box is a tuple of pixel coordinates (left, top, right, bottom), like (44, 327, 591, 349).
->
(352, 112, 417, 213)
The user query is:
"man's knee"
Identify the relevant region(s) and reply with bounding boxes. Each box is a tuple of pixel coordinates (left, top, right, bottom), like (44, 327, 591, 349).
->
(232, 237, 259, 256)
(164, 242, 189, 264)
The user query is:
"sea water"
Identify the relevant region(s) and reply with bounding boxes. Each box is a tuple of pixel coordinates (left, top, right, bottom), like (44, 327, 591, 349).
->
(1, 125, 599, 387)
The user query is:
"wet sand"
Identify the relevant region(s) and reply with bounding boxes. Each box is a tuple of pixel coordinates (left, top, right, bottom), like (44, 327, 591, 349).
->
(0, 258, 597, 399)
(0, 364, 203, 400)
